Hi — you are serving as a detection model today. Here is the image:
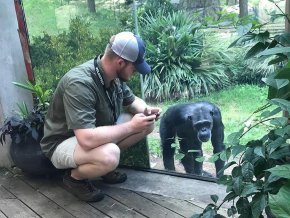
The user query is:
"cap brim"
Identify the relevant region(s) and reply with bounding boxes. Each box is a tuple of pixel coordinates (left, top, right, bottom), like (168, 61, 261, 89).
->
(135, 61, 151, 75)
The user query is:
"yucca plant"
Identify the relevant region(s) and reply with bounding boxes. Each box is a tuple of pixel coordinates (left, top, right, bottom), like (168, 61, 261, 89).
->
(140, 11, 231, 101)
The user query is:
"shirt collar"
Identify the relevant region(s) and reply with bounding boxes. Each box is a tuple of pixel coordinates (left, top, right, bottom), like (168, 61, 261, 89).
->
(96, 54, 117, 90)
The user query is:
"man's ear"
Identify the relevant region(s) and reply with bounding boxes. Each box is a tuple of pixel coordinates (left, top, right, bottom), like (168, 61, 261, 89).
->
(116, 58, 125, 67)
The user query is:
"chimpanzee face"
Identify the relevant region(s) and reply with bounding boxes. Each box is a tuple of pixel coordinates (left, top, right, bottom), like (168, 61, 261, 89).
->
(187, 116, 213, 142)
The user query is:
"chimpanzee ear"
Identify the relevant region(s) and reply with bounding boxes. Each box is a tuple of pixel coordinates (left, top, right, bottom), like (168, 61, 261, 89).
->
(187, 115, 193, 121)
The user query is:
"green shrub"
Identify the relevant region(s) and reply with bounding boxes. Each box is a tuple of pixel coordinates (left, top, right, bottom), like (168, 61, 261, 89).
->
(140, 11, 231, 101)
(30, 17, 119, 91)
(138, 0, 176, 18)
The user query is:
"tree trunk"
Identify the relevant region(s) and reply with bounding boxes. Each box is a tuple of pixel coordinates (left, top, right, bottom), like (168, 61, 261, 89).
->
(87, 0, 96, 13)
(239, 0, 248, 17)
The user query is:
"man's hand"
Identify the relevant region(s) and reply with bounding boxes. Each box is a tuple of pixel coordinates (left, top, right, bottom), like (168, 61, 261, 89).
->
(144, 106, 162, 121)
(130, 113, 156, 133)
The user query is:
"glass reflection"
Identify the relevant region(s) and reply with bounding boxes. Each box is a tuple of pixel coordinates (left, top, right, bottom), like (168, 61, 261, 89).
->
(22, 0, 273, 179)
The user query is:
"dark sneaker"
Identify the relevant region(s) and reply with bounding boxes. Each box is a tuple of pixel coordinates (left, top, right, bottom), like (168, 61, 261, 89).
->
(63, 171, 104, 202)
(102, 170, 127, 184)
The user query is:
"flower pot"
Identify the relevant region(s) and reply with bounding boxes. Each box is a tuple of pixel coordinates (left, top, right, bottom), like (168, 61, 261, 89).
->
(10, 135, 60, 176)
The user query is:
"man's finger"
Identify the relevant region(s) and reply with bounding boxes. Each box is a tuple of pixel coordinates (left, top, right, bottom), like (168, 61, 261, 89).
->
(144, 114, 156, 121)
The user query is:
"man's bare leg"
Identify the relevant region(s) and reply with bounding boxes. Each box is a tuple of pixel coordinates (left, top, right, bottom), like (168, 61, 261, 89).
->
(72, 142, 120, 179)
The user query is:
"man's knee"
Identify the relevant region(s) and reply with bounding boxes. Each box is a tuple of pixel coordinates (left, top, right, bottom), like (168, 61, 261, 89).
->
(92, 143, 120, 171)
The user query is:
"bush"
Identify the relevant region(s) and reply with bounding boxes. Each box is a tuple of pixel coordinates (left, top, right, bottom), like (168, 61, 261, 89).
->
(138, 0, 176, 18)
(140, 11, 231, 101)
(30, 17, 120, 91)
(227, 46, 276, 85)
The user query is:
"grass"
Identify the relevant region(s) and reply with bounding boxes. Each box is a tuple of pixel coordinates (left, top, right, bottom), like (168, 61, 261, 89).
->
(147, 84, 270, 156)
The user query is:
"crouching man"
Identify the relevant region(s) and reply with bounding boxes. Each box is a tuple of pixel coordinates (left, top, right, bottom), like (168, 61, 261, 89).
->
(40, 32, 161, 202)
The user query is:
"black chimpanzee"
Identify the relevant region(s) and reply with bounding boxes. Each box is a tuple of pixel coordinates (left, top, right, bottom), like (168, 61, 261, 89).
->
(159, 101, 225, 177)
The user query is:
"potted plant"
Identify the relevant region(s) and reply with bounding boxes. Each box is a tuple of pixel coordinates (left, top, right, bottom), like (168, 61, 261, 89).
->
(0, 81, 59, 176)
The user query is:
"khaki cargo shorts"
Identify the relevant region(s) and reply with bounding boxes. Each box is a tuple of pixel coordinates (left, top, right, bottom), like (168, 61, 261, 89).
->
(51, 136, 78, 169)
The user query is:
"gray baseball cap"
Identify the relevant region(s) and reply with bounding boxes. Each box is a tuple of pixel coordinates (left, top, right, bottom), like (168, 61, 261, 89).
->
(111, 32, 151, 75)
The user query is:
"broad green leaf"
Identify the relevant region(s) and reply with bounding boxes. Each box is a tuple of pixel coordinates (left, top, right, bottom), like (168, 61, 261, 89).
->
(269, 183, 290, 218)
(274, 33, 290, 45)
(261, 78, 289, 89)
(219, 150, 227, 161)
(274, 67, 290, 80)
(240, 183, 258, 197)
(254, 146, 264, 158)
(218, 162, 237, 180)
(232, 145, 246, 158)
(266, 174, 282, 184)
(258, 47, 290, 57)
(228, 33, 255, 48)
(175, 153, 185, 160)
(269, 98, 290, 112)
(242, 162, 254, 182)
(223, 191, 236, 202)
(251, 193, 267, 218)
(195, 156, 205, 162)
(233, 177, 243, 195)
(210, 195, 218, 203)
(255, 31, 270, 43)
(236, 198, 251, 216)
(203, 209, 216, 218)
(268, 39, 278, 49)
(232, 166, 242, 178)
(228, 35, 243, 48)
(260, 107, 281, 119)
(269, 146, 290, 159)
(268, 137, 287, 154)
(227, 130, 243, 144)
(208, 153, 220, 163)
(268, 54, 288, 65)
(266, 164, 290, 179)
(275, 125, 290, 137)
(237, 23, 252, 36)
(270, 117, 288, 127)
(244, 42, 268, 59)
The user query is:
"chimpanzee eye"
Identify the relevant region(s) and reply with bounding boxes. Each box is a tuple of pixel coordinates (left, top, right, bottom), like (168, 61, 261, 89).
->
(210, 111, 214, 116)
(187, 115, 193, 121)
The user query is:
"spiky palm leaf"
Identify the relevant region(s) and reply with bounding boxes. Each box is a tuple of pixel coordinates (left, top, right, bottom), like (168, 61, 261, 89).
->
(140, 11, 231, 101)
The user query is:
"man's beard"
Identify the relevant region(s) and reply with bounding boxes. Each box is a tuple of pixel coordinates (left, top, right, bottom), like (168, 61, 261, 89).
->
(117, 71, 129, 82)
